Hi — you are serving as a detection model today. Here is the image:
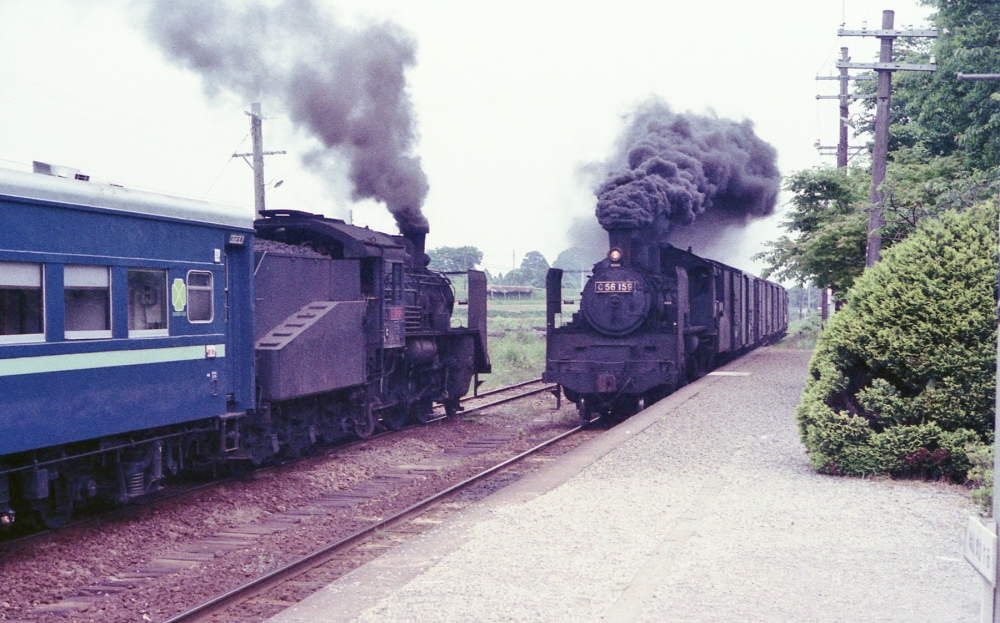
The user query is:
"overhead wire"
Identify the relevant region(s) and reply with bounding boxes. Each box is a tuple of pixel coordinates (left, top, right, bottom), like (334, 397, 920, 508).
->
(203, 133, 250, 198)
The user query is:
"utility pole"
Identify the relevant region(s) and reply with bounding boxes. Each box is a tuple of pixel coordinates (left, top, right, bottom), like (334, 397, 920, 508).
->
(815, 48, 872, 166)
(234, 103, 287, 218)
(837, 47, 849, 168)
(837, 12, 937, 267)
(814, 49, 874, 321)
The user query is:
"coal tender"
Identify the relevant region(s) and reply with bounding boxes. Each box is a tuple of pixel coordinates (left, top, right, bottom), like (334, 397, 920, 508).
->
(253, 209, 491, 444)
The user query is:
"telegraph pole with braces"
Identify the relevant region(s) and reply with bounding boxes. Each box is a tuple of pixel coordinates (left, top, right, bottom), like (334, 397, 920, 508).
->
(837, 11, 937, 267)
(234, 103, 287, 219)
(815, 47, 872, 167)
(813, 48, 873, 322)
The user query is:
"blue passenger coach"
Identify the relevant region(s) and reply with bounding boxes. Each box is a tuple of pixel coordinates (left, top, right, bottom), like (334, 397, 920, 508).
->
(0, 165, 255, 526)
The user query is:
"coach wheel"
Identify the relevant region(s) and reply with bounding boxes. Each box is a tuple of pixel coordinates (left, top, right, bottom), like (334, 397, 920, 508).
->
(350, 404, 376, 440)
(383, 406, 408, 432)
(578, 397, 593, 426)
(34, 476, 73, 529)
(245, 431, 273, 467)
(411, 399, 435, 425)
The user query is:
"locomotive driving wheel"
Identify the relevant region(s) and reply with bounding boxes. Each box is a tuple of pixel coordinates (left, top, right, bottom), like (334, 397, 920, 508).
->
(410, 398, 434, 425)
(383, 405, 408, 431)
(350, 403, 376, 439)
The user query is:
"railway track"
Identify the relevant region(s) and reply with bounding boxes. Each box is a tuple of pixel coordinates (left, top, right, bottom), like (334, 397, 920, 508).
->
(433, 377, 557, 419)
(161, 423, 585, 623)
(2, 376, 574, 621)
(0, 378, 555, 546)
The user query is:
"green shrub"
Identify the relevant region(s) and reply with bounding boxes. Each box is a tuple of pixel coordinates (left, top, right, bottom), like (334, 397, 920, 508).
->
(967, 443, 994, 515)
(797, 202, 997, 481)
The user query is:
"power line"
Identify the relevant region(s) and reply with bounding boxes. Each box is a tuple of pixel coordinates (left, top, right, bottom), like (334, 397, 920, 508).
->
(203, 132, 249, 198)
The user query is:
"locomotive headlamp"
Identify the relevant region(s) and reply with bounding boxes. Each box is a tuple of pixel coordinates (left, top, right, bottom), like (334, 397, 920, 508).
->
(608, 248, 623, 262)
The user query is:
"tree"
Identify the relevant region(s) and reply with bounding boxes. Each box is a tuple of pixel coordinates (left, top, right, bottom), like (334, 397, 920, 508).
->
(752, 166, 869, 298)
(553, 246, 603, 271)
(426, 246, 483, 272)
(502, 251, 550, 287)
(797, 202, 997, 481)
(878, 146, 998, 243)
(853, 0, 1000, 171)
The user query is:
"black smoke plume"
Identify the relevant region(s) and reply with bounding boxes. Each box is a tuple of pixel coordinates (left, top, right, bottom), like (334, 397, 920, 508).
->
(141, 0, 429, 235)
(596, 99, 779, 246)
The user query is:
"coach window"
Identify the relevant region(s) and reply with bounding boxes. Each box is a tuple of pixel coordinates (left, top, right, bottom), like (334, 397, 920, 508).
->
(0, 261, 44, 343)
(128, 269, 167, 337)
(186, 271, 213, 323)
(64, 265, 111, 339)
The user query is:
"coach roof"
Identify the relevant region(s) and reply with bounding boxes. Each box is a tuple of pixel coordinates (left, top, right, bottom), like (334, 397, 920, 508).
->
(0, 166, 254, 230)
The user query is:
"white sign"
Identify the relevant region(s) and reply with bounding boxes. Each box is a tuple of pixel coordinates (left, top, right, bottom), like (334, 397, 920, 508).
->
(965, 516, 997, 586)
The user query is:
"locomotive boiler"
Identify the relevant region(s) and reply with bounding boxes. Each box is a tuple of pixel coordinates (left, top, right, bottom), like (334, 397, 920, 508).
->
(544, 230, 787, 422)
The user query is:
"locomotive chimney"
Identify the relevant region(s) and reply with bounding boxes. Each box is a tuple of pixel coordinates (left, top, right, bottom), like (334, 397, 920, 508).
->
(406, 229, 428, 268)
(607, 228, 633, 266)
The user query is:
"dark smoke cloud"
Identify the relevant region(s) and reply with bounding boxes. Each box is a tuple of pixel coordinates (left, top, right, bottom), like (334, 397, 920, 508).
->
(596, 98, 779, 243)
(141, 0, 429, 234)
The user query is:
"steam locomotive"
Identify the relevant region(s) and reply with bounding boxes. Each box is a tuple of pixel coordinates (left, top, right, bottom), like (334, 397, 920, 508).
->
(0, 164, 489, 528)
(544, 229, 786, 422)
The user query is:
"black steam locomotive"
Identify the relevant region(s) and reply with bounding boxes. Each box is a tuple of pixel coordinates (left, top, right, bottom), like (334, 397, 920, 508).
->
(250, 210, 492, 456)
(544, 230, 786, 422)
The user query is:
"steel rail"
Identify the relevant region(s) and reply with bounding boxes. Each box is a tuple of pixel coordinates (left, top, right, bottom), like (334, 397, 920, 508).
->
(471, 377, 543, 400)
(458, 383, 557, 417)
(2, 378, 553, 543)
(160, 423, 583, 623)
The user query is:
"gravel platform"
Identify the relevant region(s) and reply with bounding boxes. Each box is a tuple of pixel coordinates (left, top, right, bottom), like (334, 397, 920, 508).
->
(268, 347, 981, 623)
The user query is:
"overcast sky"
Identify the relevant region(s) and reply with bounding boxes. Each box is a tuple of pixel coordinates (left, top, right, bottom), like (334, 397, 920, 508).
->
(0, 0, 933, 276)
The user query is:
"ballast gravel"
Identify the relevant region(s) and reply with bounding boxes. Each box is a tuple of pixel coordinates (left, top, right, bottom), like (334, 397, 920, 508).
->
(271, 347, 981, 623)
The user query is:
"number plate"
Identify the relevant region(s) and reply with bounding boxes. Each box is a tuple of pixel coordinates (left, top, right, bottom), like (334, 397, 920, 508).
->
(595, 281, 635, 293)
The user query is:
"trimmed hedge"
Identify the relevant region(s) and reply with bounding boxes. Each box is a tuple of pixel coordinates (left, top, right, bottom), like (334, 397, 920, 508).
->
(797, 202, 997, 480)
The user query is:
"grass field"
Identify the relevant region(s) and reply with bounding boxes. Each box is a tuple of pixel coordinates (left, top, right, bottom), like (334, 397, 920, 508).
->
(777, 314, 822, 350)
(466, 289, 580, 391)
(477, 292, 549, 390)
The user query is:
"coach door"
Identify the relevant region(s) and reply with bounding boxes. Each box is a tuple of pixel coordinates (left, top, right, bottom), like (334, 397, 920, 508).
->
(715, 269, 731, 353)
(732, 275, 743, 349)
(224, 239, 254, 412)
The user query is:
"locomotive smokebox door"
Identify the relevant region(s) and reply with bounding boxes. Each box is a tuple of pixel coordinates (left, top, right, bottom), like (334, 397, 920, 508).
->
(597, 374, 616, 393)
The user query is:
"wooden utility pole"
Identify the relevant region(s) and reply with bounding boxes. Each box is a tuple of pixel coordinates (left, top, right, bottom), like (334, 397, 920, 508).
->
(866, 11, 895, 267)
(234, 103, 287, 219)
(838, 47, 850, 168)
(815, 48, 874, 321)
(837, 12, 937, 267)
(815, 48, 871, 165)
